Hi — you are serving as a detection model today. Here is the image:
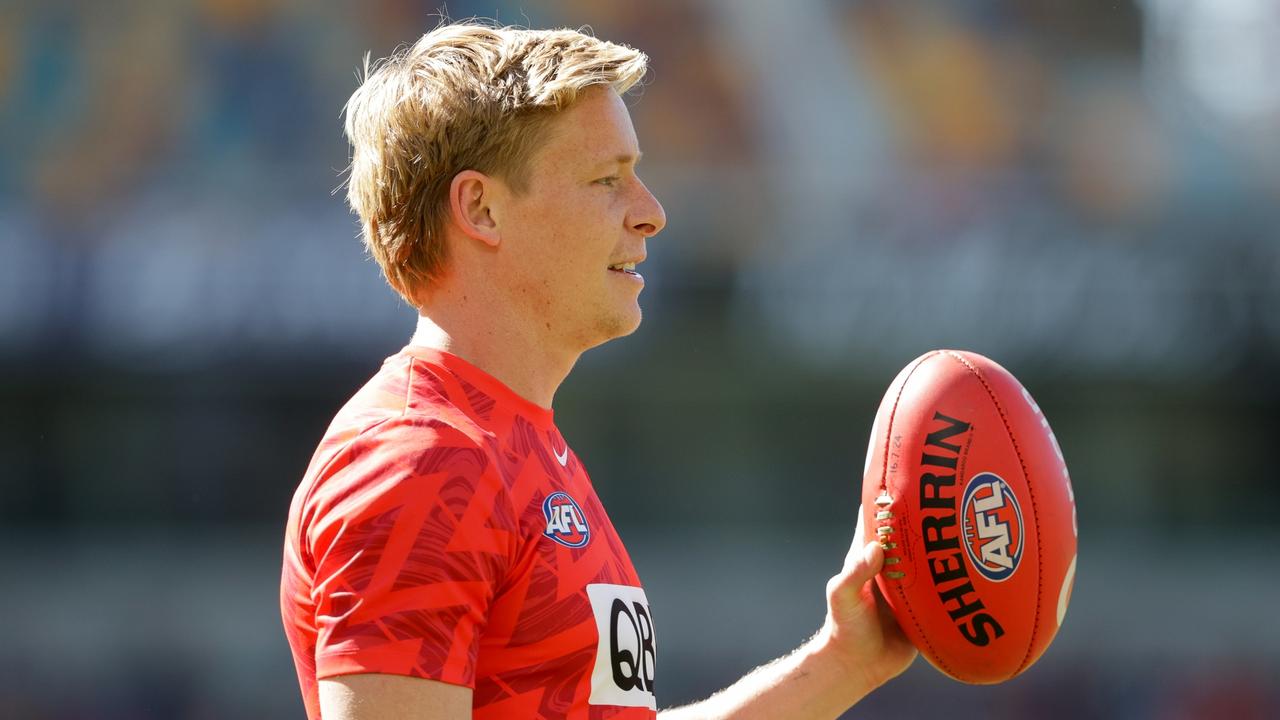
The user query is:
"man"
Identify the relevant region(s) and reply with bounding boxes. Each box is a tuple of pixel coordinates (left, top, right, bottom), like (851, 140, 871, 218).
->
(281, 23, 915, 719)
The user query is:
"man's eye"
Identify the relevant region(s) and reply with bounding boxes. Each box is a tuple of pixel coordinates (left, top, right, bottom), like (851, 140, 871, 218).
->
(595, 176, 620, 187)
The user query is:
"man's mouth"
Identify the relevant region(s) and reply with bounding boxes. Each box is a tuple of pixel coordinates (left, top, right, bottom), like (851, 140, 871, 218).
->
(608, 262, 639, 275)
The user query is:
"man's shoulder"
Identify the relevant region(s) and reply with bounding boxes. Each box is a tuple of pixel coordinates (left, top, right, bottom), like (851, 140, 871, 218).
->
(298, 353, 503, 501)
(328, 351, 495, 449)
(320, 407, 496, 479)
(296, 409, 502, 537)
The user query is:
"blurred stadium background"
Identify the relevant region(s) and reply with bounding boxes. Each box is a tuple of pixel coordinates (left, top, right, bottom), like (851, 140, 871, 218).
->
(2, 0, 1279, 717)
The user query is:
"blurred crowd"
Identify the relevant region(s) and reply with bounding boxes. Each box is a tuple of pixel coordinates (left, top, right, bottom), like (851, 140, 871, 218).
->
(2, 1, 1279, 718)
(2, 0, 1278, 373)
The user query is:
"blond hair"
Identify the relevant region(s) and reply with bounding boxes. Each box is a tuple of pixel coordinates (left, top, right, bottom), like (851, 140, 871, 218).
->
(343, 22, 649, 305)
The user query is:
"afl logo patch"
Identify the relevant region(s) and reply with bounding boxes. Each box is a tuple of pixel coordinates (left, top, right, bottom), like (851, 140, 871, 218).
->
(961, 472, 1024, 582)
(543, 491, 591, 548)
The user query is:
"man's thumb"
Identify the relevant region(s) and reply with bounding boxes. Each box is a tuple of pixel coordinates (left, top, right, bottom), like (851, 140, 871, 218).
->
(835, 540, 885, 600)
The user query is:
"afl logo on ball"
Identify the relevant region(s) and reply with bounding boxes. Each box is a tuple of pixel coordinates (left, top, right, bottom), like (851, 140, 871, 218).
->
(543, 491, 591, 548)
(961, 472, 1024, 582)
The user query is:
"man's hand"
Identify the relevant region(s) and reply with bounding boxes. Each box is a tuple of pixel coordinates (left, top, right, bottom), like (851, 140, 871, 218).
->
(818, 507, 918, 692)
(659, 510, 916, 719)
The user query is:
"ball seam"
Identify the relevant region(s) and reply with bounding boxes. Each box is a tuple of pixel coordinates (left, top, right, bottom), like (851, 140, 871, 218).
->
(943, 350, 1044, 679)
(883, 351, 956, 680)
(880, 351, 936, 496)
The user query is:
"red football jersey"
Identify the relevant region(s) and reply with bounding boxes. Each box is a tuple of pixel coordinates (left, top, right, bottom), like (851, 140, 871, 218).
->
(281, 346, 656, 719)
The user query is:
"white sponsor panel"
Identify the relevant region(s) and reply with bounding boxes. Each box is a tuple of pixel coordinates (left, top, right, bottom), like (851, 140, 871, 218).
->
(586, 583, 656, 709)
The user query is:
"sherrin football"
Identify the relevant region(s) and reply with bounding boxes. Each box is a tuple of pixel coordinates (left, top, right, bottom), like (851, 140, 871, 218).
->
(861, 350, 1077, 684)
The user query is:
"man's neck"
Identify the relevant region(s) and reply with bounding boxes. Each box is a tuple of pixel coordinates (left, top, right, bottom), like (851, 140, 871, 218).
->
(409, 311, 576, 410)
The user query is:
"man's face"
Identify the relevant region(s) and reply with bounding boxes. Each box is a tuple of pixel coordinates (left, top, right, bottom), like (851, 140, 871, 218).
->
(494, 86, 666, 351)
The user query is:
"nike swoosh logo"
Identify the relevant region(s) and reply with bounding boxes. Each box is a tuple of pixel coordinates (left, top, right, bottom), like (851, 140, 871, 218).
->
(553, 444, 569, 467)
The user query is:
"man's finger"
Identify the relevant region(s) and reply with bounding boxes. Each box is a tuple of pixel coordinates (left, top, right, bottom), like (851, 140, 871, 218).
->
(845, 504, 869, 570)
(835, 540, 884, 600)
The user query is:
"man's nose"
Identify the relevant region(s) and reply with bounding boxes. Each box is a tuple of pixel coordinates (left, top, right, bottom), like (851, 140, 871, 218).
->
(629, 180, 666, 237)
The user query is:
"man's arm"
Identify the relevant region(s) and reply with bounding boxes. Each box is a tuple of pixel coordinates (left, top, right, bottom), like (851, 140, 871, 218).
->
(316, 512, 913, 720)
(659, 513, 917, 720)
(319, 674, 472, 720)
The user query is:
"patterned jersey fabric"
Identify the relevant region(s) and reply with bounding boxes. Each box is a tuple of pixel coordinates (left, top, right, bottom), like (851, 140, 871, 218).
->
(281, 346, 656, 719)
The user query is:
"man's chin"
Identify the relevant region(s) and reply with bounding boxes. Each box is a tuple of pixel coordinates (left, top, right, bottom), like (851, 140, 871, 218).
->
(584, 307, 642, 350)
(615, 305, 643, 338)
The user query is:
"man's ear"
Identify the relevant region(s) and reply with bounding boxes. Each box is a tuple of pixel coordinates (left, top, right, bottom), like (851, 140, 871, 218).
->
(448, 170, 502, 248)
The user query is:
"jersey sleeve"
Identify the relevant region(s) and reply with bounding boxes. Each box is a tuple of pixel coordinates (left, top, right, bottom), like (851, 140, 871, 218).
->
(304, 417, 517, 687)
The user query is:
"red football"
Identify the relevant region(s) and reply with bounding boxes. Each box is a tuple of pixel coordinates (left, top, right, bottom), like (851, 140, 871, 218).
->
(861, 350, 1077, 684)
